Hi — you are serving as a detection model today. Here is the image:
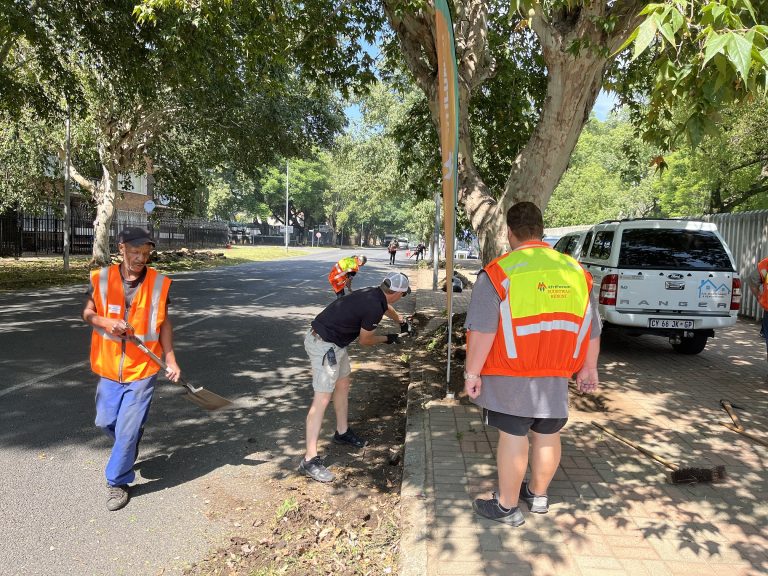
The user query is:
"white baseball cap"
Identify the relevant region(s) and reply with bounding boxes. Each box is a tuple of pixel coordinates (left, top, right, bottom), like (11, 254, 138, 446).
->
(381, 272, 411, 295)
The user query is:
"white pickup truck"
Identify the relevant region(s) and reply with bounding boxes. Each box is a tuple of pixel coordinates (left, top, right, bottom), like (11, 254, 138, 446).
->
(555, 219, 741, 354)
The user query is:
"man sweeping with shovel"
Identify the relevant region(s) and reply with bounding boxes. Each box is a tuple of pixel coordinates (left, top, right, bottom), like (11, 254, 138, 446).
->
(82, 226, 181, 511)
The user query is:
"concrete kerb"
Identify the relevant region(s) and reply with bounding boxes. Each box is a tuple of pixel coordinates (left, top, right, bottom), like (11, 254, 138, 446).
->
(398, 262, 480, 575)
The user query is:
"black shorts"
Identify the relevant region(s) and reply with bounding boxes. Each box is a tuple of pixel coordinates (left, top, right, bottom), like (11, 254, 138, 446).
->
(482, 408, 567, 437)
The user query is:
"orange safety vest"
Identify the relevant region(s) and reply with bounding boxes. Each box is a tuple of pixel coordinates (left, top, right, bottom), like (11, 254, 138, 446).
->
(89, 265, 171, 382)
(758, 257, 768, 311)
(328, 257, 360, 292)
(477, 241, 593, 378)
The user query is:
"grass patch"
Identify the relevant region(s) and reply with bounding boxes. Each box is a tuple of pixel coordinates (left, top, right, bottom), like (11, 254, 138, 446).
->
(0, 256, 93, 291)
(0, 245, 314, 292)
(274, 497, 299, 522)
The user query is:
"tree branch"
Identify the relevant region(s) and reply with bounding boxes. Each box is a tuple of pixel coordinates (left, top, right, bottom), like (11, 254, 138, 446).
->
(454, 0, 495, 91)
(721, 183, 768, 212)
(57, 145, 97, 194)
(382, 2, 436, 95)
(0, 35, 15, 66)
(727, 155, 768, 173)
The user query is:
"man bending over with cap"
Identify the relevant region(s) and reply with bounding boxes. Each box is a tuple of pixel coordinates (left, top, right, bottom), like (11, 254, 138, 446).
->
(300, 271, 412, 482)
(82, 227, 181, 511)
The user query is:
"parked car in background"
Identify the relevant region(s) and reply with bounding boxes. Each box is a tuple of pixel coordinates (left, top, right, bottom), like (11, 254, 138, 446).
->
(577, 219, 741, 355)
(552, 230, 589, 259)
(397, 238, 409, 249)
(542, 235, 560, 247)
(382, 234, 397, 247)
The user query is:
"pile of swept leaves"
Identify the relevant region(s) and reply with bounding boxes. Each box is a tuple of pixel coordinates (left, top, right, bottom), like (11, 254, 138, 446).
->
(187, 486, 400, 576)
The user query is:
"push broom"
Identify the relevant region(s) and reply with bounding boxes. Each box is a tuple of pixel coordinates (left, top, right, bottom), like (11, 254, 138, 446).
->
(592, 421, 726, 484)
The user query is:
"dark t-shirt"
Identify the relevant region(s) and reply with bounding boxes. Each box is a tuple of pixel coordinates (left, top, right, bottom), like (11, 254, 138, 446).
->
(311, 287, 389, 348)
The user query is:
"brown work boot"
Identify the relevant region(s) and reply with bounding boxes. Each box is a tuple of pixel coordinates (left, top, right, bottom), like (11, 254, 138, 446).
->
(106, 484, 130, 511)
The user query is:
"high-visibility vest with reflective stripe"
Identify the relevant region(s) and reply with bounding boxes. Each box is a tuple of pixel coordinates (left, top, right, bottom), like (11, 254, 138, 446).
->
(758, 257, 768, 310)
(479, 241, 593, 378)
(89, 265, 171, 382)
(328, 257, 360, 292)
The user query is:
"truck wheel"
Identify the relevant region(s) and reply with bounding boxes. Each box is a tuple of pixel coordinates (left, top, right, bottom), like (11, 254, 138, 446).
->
(671, 332, 708, 355)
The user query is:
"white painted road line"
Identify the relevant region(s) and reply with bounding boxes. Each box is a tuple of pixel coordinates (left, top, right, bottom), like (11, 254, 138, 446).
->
(1, 291, 278, 397)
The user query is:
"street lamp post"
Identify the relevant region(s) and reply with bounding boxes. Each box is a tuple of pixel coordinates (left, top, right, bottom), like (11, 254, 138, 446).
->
(284, 160, 289, 252)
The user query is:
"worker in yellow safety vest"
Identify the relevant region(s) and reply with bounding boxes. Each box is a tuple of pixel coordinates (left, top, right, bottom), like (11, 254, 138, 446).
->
(463, 202, 601, 527)
(328, 255, 367, 299)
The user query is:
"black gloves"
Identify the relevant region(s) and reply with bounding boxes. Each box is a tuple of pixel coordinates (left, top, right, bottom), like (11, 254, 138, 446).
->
(385, 333, 400, 344)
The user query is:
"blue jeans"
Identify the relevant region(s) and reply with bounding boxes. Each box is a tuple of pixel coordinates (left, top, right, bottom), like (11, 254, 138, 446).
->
(95, 374, 157, 486)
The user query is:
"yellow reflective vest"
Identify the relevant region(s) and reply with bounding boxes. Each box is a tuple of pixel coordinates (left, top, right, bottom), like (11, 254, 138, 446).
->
(478, 241, 593, 378)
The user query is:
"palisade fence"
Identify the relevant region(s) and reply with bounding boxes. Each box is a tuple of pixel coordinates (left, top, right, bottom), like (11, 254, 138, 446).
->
(0, 206, 228, 258)
(702, 210, 768, 321)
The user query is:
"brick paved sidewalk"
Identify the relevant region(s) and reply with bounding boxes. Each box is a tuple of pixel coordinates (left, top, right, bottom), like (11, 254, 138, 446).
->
(401, 265, 768, 576)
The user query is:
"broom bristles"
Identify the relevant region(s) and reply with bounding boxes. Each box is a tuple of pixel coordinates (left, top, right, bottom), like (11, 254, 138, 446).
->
(670, 465, 726, 484)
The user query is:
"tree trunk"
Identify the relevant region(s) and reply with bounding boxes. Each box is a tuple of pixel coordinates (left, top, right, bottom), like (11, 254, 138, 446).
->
(91, 156, 118, 266)
(384, 0, 643, 265)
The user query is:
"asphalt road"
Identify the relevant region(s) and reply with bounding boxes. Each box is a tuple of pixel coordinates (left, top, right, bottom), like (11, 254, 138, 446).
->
(0, 246, 411, 576)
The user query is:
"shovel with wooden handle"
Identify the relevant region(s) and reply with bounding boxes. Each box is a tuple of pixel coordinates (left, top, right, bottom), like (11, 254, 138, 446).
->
(124, 329, 233, 411)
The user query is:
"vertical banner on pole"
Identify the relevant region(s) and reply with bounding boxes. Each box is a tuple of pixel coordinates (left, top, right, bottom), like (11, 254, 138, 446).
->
(435, 0, 459, 397)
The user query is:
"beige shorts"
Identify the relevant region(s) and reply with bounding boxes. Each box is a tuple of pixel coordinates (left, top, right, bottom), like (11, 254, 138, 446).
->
(304, 329, 352, 393)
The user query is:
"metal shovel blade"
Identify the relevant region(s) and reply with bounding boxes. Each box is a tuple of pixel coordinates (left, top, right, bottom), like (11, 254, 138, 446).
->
(125, 331, 234, 411)
(182, 386, 233, 411)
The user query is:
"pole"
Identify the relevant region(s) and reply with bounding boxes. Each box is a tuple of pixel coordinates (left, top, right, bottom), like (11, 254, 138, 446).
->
(433, 189, 440, 291)
(445, 204, 456, 400)
(63, 102, 71, 271)
(360, 223, 363, 247)
(284, 160, 289, 252)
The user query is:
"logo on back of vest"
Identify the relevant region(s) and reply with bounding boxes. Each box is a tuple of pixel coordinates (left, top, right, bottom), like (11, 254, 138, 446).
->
(108, 304, 121, 314)
(537, 282, 571, 299)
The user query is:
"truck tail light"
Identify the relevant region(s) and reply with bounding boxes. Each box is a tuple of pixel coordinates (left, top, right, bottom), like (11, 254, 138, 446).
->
(731, 277, 741, 311)
(599, 274, 618, 305)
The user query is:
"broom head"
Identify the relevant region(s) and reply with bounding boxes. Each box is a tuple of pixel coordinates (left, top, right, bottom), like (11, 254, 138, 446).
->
(670, 465, 726, 484)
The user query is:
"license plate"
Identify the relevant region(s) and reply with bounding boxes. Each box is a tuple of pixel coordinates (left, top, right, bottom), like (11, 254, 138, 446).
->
(649, 319, 694, 329)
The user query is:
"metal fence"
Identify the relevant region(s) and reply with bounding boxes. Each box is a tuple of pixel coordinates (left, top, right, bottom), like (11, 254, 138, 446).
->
(0, 207, 229, 257)
(701, 210, 768, 320)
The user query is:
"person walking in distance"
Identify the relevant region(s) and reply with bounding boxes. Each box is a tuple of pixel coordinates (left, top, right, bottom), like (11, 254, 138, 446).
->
(328, 255, 367, 299)
(300, 272, 413, 482)
(388, 239, 398, 265)
(463, 202, 601, 526)
(416, 242, 426, 260)
(748, 256, 768, 363)
(82, 227, 181, 511)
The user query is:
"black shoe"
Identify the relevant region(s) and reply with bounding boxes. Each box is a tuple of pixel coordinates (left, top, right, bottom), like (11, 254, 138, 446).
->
(519, 481, 549, 514)
(298, 456, 335, 482)
(472, 493, 524, 526)
(106, 484, 130, 511)
(333, 428, 367, 448)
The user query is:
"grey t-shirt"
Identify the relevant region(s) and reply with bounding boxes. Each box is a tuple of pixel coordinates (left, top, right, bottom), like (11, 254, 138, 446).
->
(464, 270, 601, 418)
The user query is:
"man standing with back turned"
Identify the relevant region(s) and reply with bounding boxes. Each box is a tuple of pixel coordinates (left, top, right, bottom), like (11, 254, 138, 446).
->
(82, 227, 181, 511)
(464, 202, 601, 526)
